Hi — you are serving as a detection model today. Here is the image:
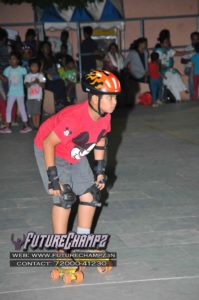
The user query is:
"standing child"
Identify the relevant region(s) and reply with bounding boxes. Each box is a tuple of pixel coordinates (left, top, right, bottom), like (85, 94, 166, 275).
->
(191, 43, 199, 100)
(148, 52, 163, 107)
(34, 70, 121, 242)
(24, 59, 46, 130)
(58, 57, 78, 104)
(0, 52, 31, 134)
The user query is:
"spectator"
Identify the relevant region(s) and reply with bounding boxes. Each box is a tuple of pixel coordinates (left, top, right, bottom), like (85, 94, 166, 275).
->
(58, 57, 78, 104)
(155, 29, 171, 49)
(103, 42, 124, 75)
(0, 28, 10, 100)
(21, 45, 32, 70)
(124, 37, 149, 82)
(155, 36, 191, 101)
(60, 30, 73, 56)
(24, 59, 46, 130)
(148, 52, 163, 107)
(24, 29, 37, 58)
(55, 44, 73, 65)
(155, 36, 192, 74)
(38, 41, 68, 111)
(181, 31, 199, 99)
(80, 26, 98, 73)
(191, 42, 199, 100)
(0, 52, 31, 134)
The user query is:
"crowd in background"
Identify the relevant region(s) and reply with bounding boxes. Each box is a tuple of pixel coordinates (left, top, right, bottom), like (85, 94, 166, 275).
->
(0, 25, 199, 133)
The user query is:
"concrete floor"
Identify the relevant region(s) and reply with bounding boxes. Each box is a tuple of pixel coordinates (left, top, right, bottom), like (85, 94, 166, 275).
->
(1, 101, 199, 299)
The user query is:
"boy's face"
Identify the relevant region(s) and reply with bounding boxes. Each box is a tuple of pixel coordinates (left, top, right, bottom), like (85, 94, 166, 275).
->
(66, 62, 74, 70)
(30, 63, 39, 73)
(10, 55, 18, 67)
(100, 94, 117, 114)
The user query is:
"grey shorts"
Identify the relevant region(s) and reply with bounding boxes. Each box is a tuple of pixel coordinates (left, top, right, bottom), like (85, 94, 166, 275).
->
(27, 99, 42, 116)
(34, 146, 95, 205)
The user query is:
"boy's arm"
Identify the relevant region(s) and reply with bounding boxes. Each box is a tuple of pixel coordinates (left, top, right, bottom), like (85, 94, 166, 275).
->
(94, 137, 107, 190)
(43, 131, 61, 197)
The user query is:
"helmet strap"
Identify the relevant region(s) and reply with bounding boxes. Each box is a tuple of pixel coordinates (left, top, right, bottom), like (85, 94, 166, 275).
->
(89, 95, 106, 117)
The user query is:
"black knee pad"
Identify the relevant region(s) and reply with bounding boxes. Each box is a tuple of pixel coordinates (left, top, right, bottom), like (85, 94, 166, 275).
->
(79, 184, 102, 207)
(55, 184, 77, 209)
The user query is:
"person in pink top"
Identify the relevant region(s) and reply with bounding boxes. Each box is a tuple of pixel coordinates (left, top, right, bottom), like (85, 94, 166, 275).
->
(34, 70, 121, 240)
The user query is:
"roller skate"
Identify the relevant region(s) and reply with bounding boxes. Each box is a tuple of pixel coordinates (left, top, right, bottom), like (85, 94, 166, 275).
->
(72, 249, 113, 274)
(50, 257, 84, 285)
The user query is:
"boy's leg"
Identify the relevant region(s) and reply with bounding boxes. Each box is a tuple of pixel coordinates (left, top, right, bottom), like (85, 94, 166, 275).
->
(52, 205, 71, 234)
(32, 114, 40, 128)
(78, 193, 96, 233)
(34, 146, 73, 234)
(72, 157, 97, 234)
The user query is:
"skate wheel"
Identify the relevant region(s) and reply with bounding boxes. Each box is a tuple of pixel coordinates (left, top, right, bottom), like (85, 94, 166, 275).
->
(50, 269, 60, 280)
(63, 273, 72, 285)
(97, 264, 112, 274)
(75, 271, 84, 283)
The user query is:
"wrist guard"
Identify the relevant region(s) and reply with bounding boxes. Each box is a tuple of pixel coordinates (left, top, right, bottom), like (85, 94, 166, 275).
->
(47, 166, 60, 190)
(94, 160, 106, 178)
(60, 184, 77, 209)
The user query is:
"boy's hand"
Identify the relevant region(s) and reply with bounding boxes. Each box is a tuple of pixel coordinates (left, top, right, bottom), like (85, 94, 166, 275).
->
(34, 78, 40, 84)
(48, 186, 61, 197)
(48, 183, 63, 197)
(95, 174, 106, 190)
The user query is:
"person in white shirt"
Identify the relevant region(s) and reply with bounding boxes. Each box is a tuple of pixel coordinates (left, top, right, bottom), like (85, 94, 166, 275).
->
(103, 42, 124, 75)
(24, 59, 46, 130)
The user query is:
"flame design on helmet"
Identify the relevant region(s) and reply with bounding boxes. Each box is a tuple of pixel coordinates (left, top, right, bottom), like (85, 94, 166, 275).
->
(82, 70, 121, 95)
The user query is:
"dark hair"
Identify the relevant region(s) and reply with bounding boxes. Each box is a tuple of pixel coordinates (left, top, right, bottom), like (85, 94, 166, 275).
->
(194, 42, 199, 53)
(0, 28, 8, 42)
(108, 42, 119, 52)
(25, 28, 36, 39)
(130, 37, 147, 50)
(83, 26, 93, 37)
(157, 29, 170, 42)
(61, 43, 68, 51)
(61, 30, 69, 40)
(29, 58, 41, 69)
(151, 52, 159, 61)
(158, 35, 170, 44)
(66, 56, 75, 64)
(40, 41, 52, 54)
(190, 31, 199, 40)
(10, 51, 21, 61)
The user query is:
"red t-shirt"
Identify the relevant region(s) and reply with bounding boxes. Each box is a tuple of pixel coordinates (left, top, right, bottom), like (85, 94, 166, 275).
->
(148, 62, 161, 79)
(34, 100, 111, 164)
